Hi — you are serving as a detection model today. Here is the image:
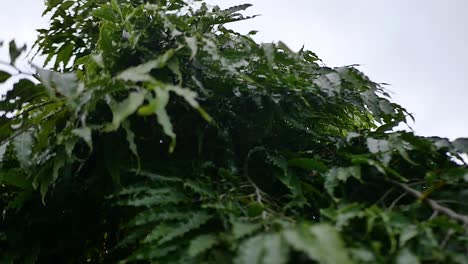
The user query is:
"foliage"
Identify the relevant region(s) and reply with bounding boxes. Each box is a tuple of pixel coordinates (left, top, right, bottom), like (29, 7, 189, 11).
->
(1, 0, 468, 263)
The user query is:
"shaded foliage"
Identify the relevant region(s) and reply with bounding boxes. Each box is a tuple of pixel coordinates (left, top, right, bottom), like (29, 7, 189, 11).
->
(1, 0, 467, 263)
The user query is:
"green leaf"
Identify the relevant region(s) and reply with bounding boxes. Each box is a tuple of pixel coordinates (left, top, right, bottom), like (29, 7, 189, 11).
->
(36, 68, 79, 99)
(138, 88, 176, 152)
(395, 248, 420, 264)
(187, 234, 218, 257)
(93, 5, 119, 23)
(232, 221, 262, 239)
(262, 234, 289, 264)
(367, 138, 390, 154)
(72, 127, 92, 150)
(117, 49, 176, 82)
(110, 0, 122, 18)
(453, 138, 468, 153)
(284, 224, 354, 264)
(221, 4, 253, 15)
(0, 70, 11, 83)
(110, 91, 145, 130)
(13, 131, 33, 170)
(324, 166, 361, 197)
(0, 169, 30, 188)
(235, 235, 264, 264)
(247, 202, 264, 217)
(98, 23, 113, 53)
(9, 40, 26, 65)
(157, 212, 212, 245)
(185, 36, 198, 59)
(288, 158, 327, 172)
(54, 42, 74, 69)
(122, 120, 139, 159)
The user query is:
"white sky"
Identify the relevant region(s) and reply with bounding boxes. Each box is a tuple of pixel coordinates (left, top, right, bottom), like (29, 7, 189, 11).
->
(1, 0, 467, 139)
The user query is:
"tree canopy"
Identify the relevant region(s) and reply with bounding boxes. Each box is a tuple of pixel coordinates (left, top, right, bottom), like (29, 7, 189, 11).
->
(1, 0, 467, 263)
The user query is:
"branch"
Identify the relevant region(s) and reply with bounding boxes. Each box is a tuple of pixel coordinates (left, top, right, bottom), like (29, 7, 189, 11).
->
(389, 179, 468, 226)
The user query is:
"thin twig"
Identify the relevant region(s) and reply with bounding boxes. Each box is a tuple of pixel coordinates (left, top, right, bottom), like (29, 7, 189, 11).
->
(388, 192, 407, 211)
(388, 179, 468, 226)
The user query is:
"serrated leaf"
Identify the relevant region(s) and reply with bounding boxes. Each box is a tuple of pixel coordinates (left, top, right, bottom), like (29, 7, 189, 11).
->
(146, 212, 212, 245)
(221, 4, 252, 15)
(188, 234, 218, 257)
(127, 210, 190, 227)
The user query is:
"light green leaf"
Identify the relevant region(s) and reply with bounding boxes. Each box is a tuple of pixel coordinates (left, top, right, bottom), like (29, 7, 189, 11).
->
(72, 127, 92, 150)
(232, 221, 262, 239)
(138, 87, 176, 152)
(122, 120, 138, 159)
(284, 224, 354, 264)
(262, 234, 289, 264)
(93, 5, 118, 23)
(98, 23, 113, 52)
(157, 213, 212, 245)
(110, 91, 145, 130)
(91, 53, 104, 68)
(325, 166, 361, 197)
(235, 235, 264, 264)
(399, 225, 418, 246)
(309, 224, 354, 264)
(117, 49, 176, 82)
(13, 131, 33, 170)
(188, 234, 218, 257)
(110, 0, 122, 18)
(185, 36, 198, 59)
(36, 68, 79, 99)
(262, 43, 275, 67)
(396, 248, 420, 264)
(453, 138, 468, 153)
(367, 138, 390, 154)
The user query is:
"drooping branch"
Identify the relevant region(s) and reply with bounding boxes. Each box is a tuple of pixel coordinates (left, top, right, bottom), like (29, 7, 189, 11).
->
(389, 179, 468, 226)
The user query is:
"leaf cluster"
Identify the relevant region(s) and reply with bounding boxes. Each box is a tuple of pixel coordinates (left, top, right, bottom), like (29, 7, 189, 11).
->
(0, 1, 467, 263)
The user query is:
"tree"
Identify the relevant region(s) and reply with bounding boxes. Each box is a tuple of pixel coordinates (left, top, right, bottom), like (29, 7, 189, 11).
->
(1, 0, 467, 263)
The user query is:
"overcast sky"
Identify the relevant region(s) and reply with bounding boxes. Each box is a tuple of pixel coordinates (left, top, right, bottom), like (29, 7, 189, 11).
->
(1, 0, 467, 139)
